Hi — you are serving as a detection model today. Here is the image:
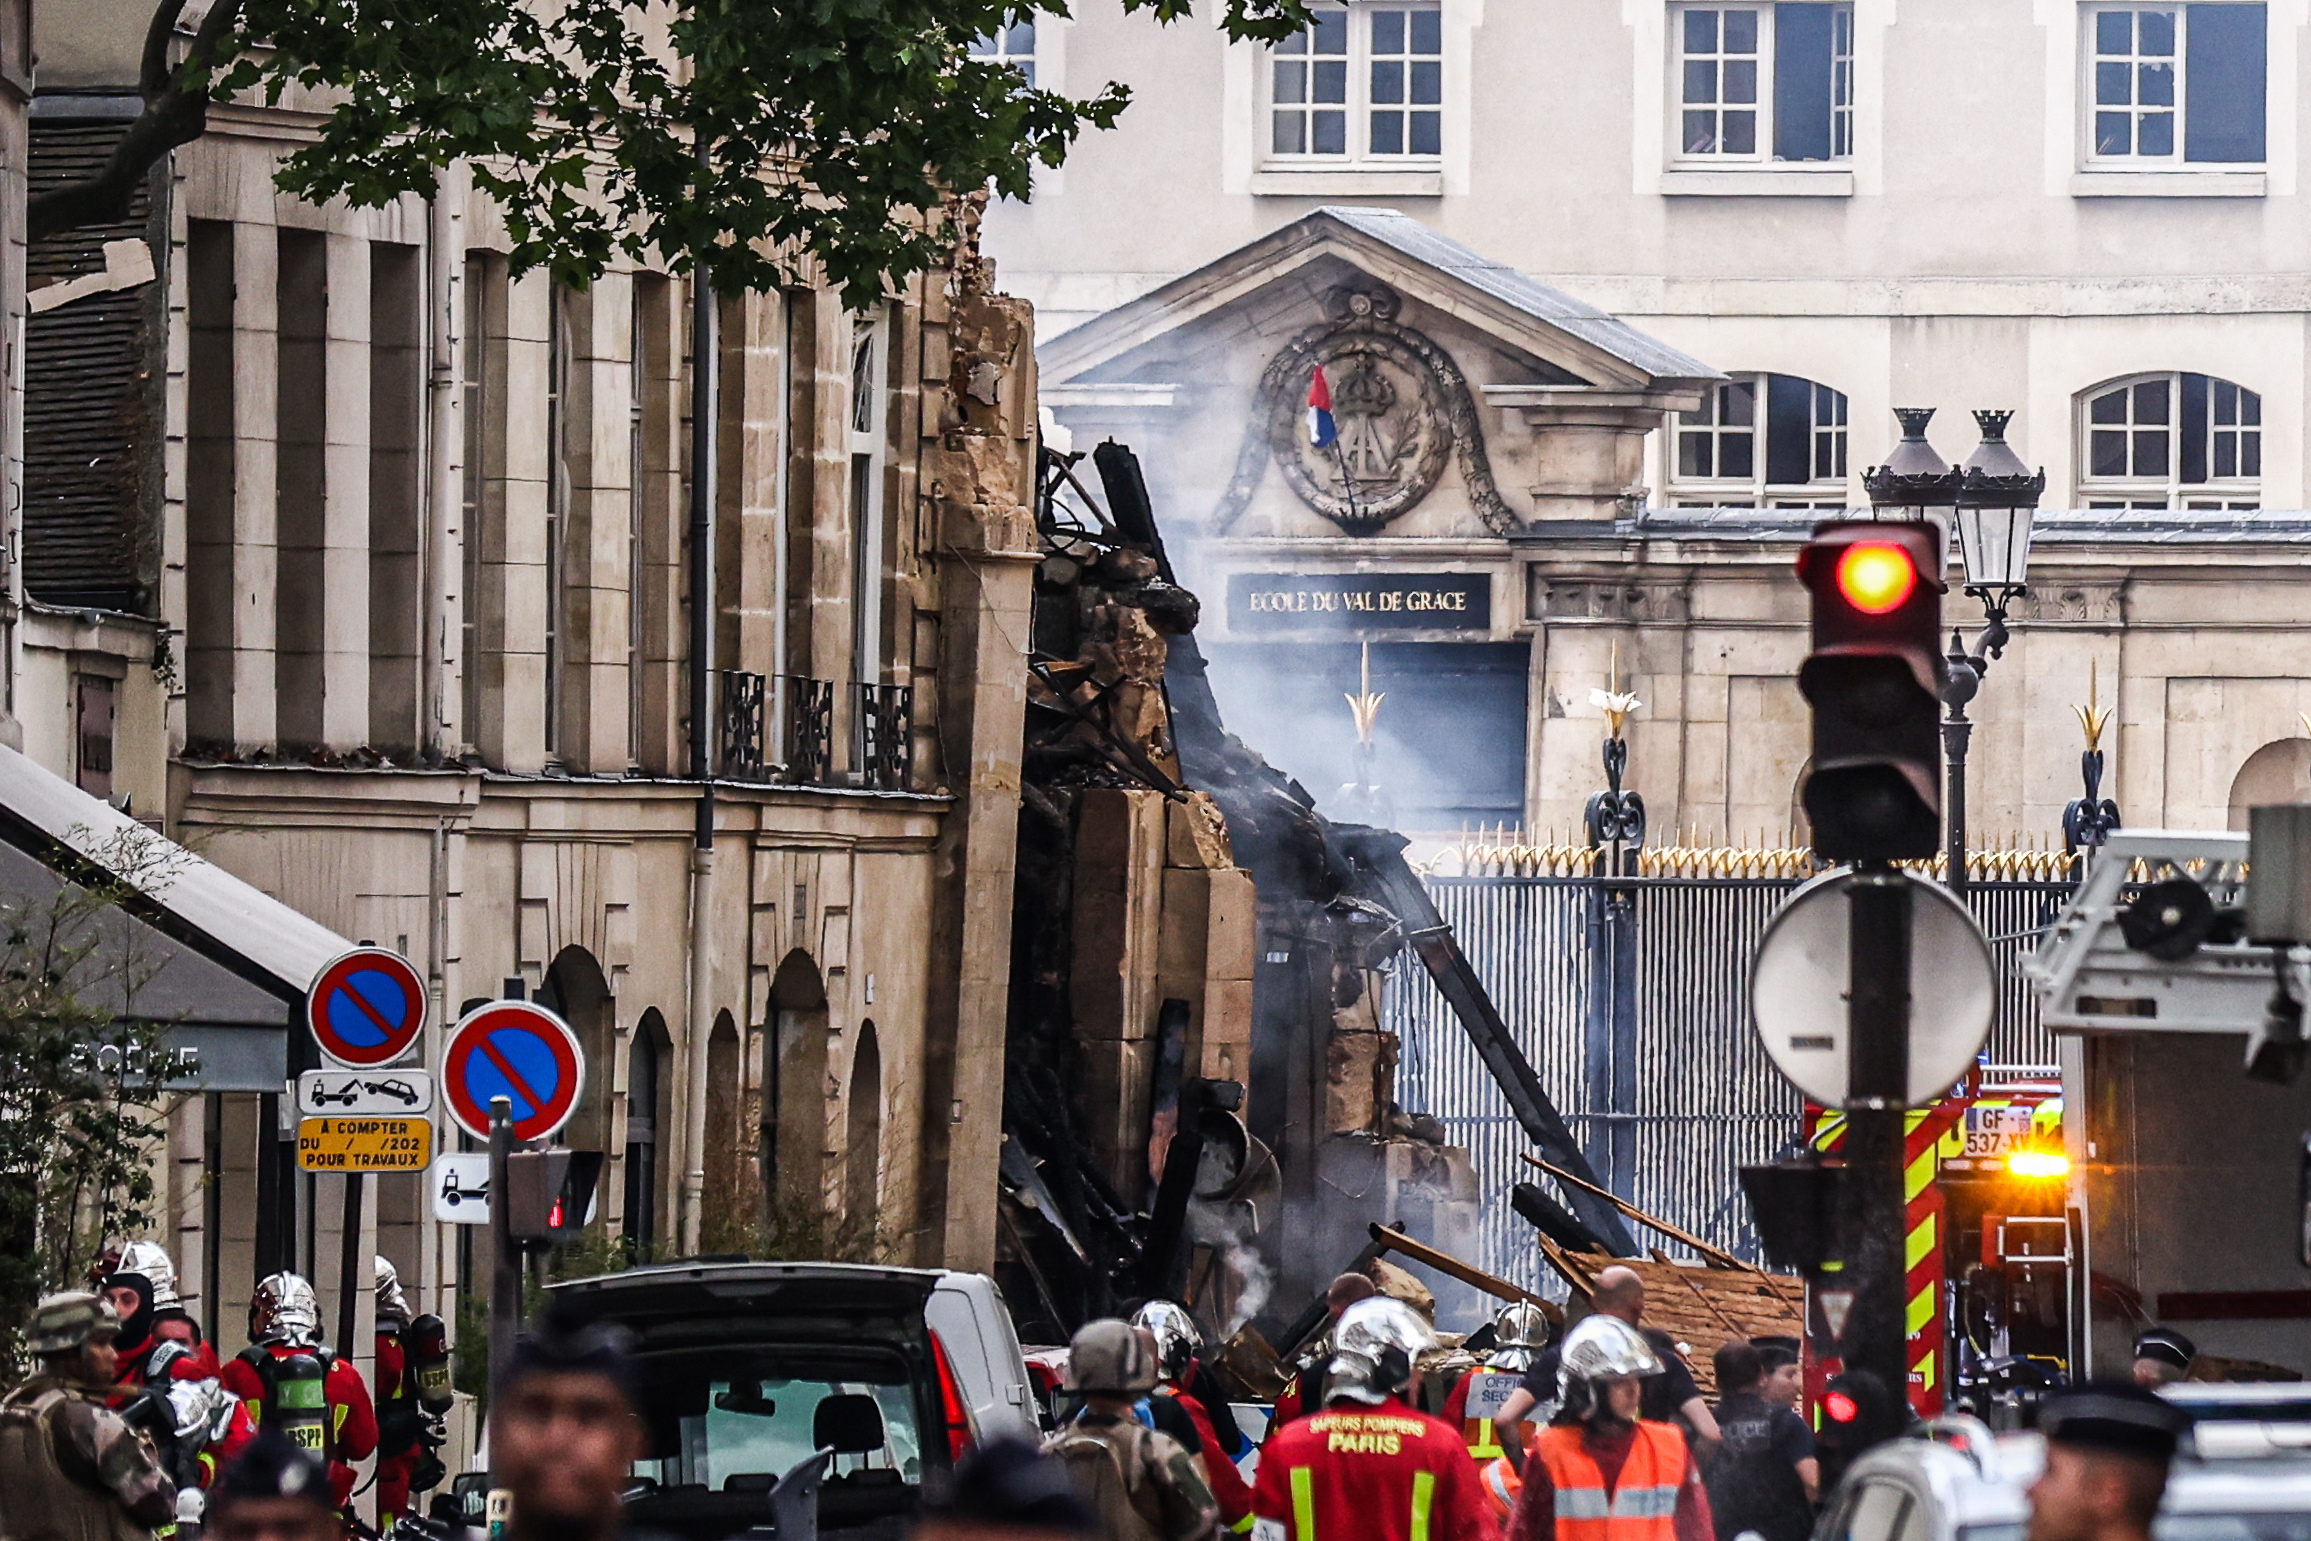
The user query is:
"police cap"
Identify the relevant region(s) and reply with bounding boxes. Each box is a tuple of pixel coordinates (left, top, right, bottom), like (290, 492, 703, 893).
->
(2133, 1328, 2197, 1373)
(215, 1429, 332, 1507)
(2040, 1381, 2194, 1461)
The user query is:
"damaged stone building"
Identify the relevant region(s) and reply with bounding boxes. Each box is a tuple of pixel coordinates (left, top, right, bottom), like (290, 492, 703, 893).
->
(9, 0, 1040, 1452)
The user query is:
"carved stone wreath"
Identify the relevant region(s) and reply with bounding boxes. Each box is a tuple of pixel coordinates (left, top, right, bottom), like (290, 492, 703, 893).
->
(1212, 285, 1518, 537)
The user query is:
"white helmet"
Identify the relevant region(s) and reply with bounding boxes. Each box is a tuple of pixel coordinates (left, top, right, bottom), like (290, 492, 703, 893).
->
(251, 1272, 321, 1347)
(1327, 1297, 1437, 1407)
(375, 1256, 411, 1330)
(1557, 1314, 1662, 1421)
(1131, 1300, 1201, 1383)
(116, 1242, 182, 1312)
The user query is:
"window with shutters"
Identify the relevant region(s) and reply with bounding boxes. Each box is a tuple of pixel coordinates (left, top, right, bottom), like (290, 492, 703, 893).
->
(2078, 372, 2260, 508)
(1669, 374, 1851, 508)
(2083, 4, 2266, 166)
(1671, 4, 1853, 165)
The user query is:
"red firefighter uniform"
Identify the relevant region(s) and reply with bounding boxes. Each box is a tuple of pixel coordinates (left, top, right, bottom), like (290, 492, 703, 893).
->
(375, 1325, 420, 1523)
(111, 1337, 257, 1488)
(1252, 1400, 1501, 1541)
(1161, 1383, 1255, 1531)
(1444, 1365, 1536, 1467)
(219, 1343, 379, 1508)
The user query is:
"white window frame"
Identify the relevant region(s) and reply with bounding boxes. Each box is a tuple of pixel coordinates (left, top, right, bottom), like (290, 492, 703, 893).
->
(1668, 2, 1855, 168)
(1262, 3, 1444, 171)
(1665, 372, 1853, 509)
(2079, 2, 2269, 170)
(969, 16, 1039, 89)
(2076, 370, 2262, 509)
(848, 311, 890, 687)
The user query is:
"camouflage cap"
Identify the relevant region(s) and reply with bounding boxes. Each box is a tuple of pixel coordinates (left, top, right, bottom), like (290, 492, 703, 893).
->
(27, 1290, 119, 1356)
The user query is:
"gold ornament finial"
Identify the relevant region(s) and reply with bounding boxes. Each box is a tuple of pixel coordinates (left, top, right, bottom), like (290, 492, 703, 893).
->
(1344, 640, 1385, 746)
(2073, 658, 2113, 752)
(1589, 641, 1643, 742)
(2298, 710, 2311, 742)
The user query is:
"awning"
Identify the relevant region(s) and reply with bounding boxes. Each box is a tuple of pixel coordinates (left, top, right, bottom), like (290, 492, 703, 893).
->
(0, 743, 357, 1090)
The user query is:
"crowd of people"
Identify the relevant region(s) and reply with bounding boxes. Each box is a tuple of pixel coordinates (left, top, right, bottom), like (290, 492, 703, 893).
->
(0, 1253, 2202, 1541)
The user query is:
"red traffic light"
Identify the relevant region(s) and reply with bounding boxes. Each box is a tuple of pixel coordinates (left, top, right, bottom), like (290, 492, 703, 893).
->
(1834, 543, 1918, 615)
(1824, 1389, 1861, 1424)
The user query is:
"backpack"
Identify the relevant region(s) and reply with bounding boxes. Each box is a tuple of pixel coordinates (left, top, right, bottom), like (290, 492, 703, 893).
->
(1044, 1419, 1171, 1541)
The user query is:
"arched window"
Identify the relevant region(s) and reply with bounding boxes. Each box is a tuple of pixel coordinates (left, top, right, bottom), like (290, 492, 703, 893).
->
(1669, 373, 1849, 508)
(622, 1010, 672, 1258)
(2079, 372, 2260, 509)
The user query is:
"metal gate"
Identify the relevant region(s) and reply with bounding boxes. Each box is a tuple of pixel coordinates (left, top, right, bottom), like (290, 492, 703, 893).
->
(1385, 873, 2075, 1289)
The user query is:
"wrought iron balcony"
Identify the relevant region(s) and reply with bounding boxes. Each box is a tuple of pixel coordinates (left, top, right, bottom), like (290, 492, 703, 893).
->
(718, 670, 769, 782)
(855, 682, 913, 792)
(783, 675, 836, 786)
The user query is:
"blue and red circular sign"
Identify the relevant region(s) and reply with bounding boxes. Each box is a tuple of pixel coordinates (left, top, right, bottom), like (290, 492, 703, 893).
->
(306, 949, 428, 1068)
(440, 1002, 585, 1143)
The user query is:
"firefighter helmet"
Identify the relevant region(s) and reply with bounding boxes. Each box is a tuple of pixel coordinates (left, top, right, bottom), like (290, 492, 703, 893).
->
(1557, 1314, 1662, 1421)
(26, 1291, 119, 1356)
(1130, 1300, 1201, 1383)
(251, 1273, 321, 1347)
(1487, 1301, 1552, 1372)
(1066, 1319, 1158, 1397)
(375, 1256, 411, 1330)
(115, 1242, 182, 1313)
(1327, 1297, 1437, 1406)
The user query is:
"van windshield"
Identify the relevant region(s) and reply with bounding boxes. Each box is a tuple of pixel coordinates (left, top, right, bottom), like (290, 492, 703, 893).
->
(2161, 1517, 2311, 1541)
(630, 1347, 927, 1492)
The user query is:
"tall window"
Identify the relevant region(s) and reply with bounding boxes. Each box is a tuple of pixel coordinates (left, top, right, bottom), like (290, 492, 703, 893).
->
(849, 314, 889, 685)
(1671, 374, 1850, 507)
(2080, 372, 2260, 508)
(1269, 5, 1441, 162)
(628, 284, 649, 769)
(459, 254, 498, 758)
(2084, 4, 2266, 165)
(1674, 4, 1854, 163)
(545, 286, 571, 760)
(969, 17, 1036, 85)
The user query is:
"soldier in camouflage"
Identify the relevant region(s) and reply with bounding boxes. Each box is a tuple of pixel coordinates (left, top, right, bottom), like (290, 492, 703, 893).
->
(0, 1290, 177, 1541)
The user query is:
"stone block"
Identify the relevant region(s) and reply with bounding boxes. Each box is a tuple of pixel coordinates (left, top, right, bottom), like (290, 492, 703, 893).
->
(1078, 1034, 1158, 1207)
(1204, 866, 1258, 981)
(1167, 792, 1236, 869)
(1071, 787, 1166, 1041)
(1197, 978, 1254, 1083)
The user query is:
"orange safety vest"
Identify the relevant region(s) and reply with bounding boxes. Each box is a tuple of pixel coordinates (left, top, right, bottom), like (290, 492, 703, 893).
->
(1528, 1422, 1687, 1541)
(1459, 1366, 1532, 1463)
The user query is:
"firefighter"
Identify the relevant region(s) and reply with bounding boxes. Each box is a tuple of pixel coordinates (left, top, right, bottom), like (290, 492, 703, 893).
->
(1267, 1273, 1380, 1433)
(1486, 1315, 1711, 1541)
(1042, 1320, 1220, 1541)
(0, 1291, 177, 1541)
(216, 1274, 377, 1512)
(106, 1243, 256, 1507)
(372, 1257, 424, 1531)
(1250, 1297, 1500, 1541)
(1445, 1303, 1552, 1468)
(1134, 1300, 1255, 1532)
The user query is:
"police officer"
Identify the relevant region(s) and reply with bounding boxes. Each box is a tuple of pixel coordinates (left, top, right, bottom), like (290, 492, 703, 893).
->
(1251, 1298, 1499, 1541)
(215, 1273, 377, 1512)
(2025, 1384, 2193, 1541)
(2130, 1329, 2196, 1390)
(0, 1291, 177, 1541)
(1489, 1316, 1708, 1541)
(1042, 1320, 1220, 1541)
(1134, 1301, 1254, 1532)
(1445, 1303, 1551, 1469)
(208, 1432, 339, 1541)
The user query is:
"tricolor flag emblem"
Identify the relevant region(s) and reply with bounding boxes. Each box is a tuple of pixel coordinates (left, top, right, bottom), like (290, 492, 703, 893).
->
(1307, 365, 1337, 449)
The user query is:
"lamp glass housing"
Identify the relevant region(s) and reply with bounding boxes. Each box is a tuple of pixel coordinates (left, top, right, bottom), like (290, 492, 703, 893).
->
(1955, 499, 2036, 593)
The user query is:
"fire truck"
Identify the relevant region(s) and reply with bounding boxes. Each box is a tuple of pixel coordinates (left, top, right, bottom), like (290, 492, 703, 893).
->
(1806, 1074, 2071, 1420)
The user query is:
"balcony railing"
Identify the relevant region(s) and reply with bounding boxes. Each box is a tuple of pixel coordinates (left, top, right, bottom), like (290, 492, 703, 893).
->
(783, 675, 836, 786)
(718, 670, 768, 782)
(855, 682, 913, 792)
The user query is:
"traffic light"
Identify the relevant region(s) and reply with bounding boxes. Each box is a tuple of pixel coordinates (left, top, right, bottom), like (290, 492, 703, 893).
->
(1796, 521, 1945, 862)
(1814, 1367, 1902, 1487)
(505, 1149, 604, 1243)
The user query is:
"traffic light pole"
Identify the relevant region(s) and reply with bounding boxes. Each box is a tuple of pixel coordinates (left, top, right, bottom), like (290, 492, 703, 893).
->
(1842, 865, 1912, 1436)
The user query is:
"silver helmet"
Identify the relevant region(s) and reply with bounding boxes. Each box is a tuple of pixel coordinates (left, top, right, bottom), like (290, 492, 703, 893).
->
(1557, 1314, 1662, 1419)
(1131, 1300, 1201, 1383)
(1487, 1301, 1553, 1372)
(116, 1242, 182, 1313)
(374, 1256, 410, 1330)
(251, 1272, 321, 1347)
(1327, 1297, 1437, 1407)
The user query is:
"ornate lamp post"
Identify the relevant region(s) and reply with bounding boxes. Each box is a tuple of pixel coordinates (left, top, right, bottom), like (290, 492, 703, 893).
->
(1861, 409, 2043, 899)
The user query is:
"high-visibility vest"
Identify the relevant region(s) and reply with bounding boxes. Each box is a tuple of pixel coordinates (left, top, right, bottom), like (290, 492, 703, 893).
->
(1459, 1367, 1530, 1462)
(1532, 1422, 1686, 1541)
(1481, 1454, 1520, 1524)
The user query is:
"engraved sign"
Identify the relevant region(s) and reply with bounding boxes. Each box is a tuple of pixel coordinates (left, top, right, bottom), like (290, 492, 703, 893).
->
(1227, 572, 1491, 633)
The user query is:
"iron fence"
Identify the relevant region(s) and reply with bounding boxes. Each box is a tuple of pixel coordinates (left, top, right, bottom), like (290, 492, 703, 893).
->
(782, 675, 836, 785)
(1385, 874, 2073, 1291)
(856, 683, 913, 792)
(719, 670, 769, 781)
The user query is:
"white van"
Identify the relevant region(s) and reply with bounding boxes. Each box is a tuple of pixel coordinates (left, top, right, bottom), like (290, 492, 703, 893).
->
(926, 1270, 1039, 1445)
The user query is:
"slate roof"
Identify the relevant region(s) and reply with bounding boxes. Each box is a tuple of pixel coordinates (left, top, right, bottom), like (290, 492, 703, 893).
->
(1310, 206, 1719, 383)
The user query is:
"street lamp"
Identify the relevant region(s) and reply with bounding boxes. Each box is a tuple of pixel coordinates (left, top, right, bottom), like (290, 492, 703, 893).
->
(1861, 408, 2044, 899)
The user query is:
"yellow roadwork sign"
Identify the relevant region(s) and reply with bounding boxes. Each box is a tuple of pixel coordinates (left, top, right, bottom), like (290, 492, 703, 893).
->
(298, 1116, 433, 1172)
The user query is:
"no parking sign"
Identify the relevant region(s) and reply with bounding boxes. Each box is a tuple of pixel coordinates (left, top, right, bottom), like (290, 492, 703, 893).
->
(305, 949, 428, 1068)
(439, 1001, 585, 1143)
